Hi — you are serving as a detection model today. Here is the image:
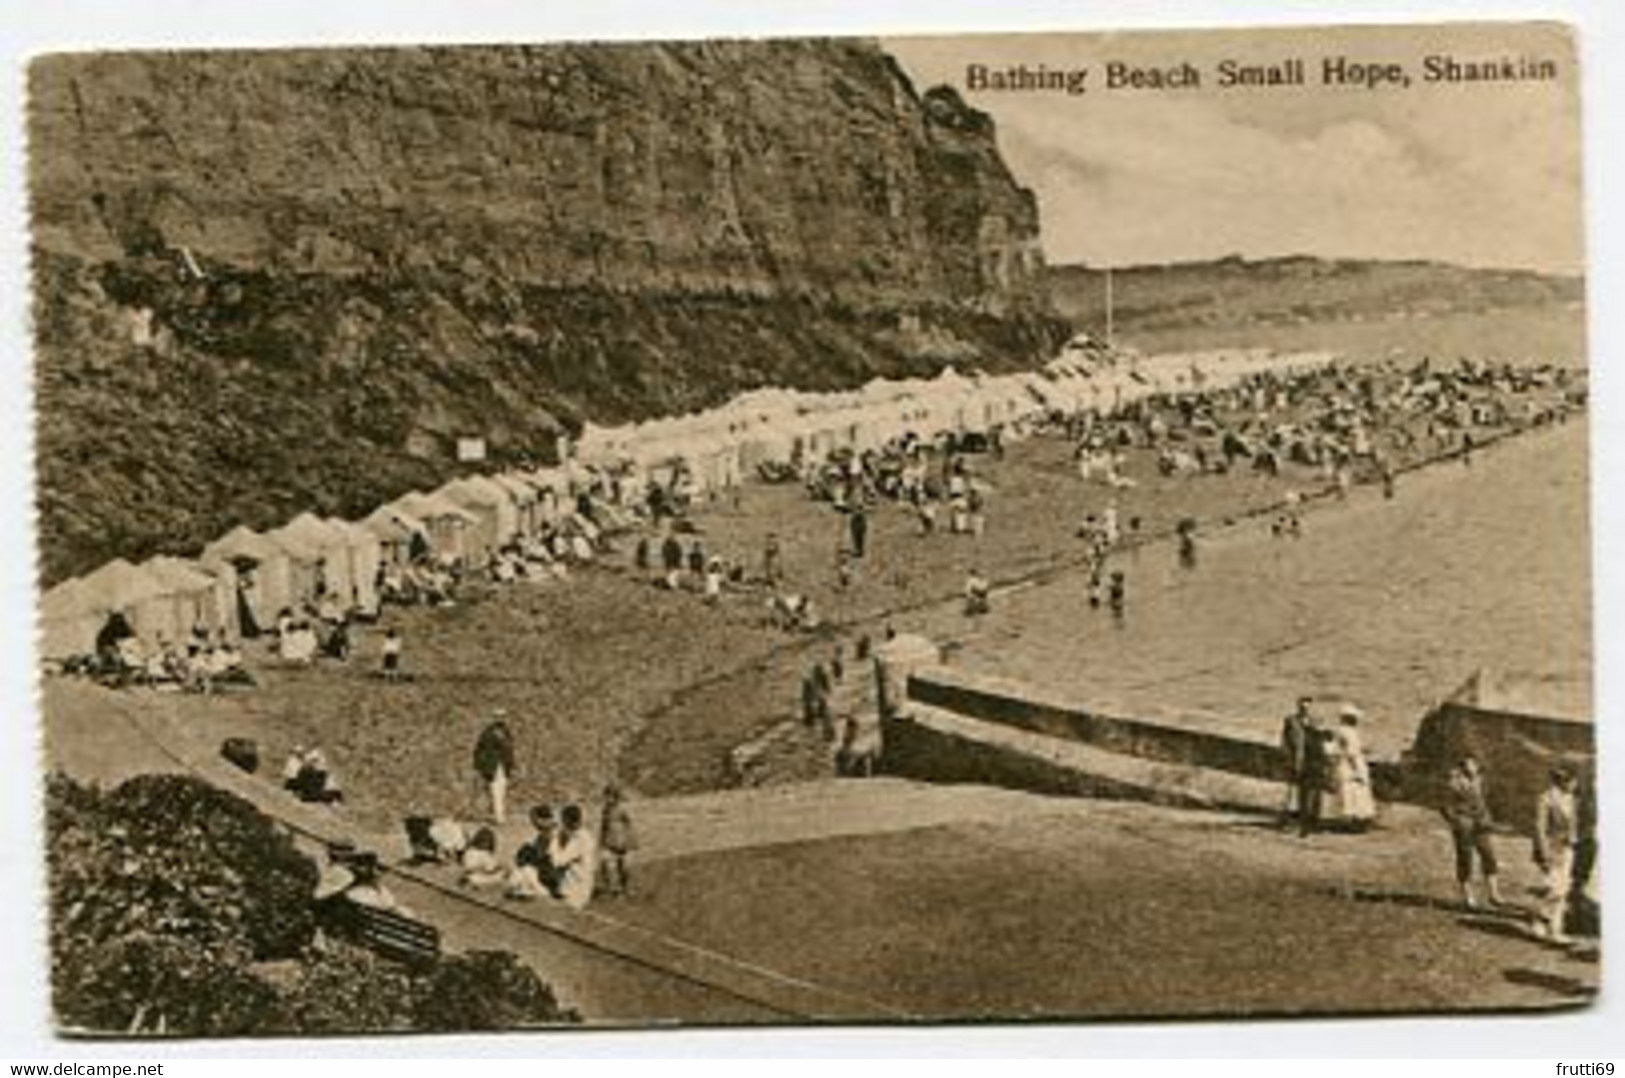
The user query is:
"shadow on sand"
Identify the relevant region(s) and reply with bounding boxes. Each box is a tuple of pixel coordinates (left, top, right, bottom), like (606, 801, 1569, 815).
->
(1502, 967, 1597, 999)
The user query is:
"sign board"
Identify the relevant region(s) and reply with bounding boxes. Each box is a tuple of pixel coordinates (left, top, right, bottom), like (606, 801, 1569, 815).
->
(456, 437, 487, 463)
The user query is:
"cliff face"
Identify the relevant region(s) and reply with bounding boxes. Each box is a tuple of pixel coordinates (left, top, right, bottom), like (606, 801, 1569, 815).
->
(30, 40, 1066, 583)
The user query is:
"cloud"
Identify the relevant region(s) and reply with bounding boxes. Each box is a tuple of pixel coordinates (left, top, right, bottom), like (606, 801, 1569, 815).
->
(887, 29, 1583, 273)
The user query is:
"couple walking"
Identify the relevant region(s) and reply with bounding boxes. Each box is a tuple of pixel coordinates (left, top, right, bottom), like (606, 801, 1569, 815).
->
(1445, 754, 1589, 941)
(1280, 696, 1376, 835)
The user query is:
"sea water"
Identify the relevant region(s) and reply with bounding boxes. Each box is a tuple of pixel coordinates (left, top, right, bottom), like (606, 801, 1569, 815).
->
(956, 418, 1591, 757)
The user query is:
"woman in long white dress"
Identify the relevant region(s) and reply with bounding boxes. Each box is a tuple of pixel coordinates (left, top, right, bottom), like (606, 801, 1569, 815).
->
(1327, 704, 1377, 829)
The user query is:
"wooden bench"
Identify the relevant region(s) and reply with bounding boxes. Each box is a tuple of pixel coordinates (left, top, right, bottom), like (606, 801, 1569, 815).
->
(325, 897, 442, 966)
(320, 844, 442, 966)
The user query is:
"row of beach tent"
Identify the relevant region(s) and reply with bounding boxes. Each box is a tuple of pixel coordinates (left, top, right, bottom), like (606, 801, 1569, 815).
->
(39, 342, 1336, 663)
(38, 467, 603, 662)
(576, 342, 1336, 489)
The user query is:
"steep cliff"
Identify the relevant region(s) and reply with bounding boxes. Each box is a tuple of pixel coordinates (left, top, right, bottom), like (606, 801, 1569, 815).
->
(31, 40, 1066, 583)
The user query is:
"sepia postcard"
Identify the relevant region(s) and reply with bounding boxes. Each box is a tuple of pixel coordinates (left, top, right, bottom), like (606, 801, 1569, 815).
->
(28, 19, 1595, 1036)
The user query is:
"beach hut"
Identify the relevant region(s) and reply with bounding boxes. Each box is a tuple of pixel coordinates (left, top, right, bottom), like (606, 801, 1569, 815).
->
(72, 558, 169, 648)
(325, 518, 383, 617)
(260, 526, 325, 616)
(38, 577, 99, 662)
(361, 505, 427, 569)
(391, 490, 479, 567)
(189, 557, 242, 641)
(203, 526, 298, 635)
(438, 477, 518, 565)
(139, 556, 224, 646)
(490, 473, 541, 537)
(273, 513, 358, 618)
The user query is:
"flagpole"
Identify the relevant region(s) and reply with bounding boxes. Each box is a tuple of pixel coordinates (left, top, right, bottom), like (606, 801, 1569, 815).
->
(1104, 265, 1114, 349)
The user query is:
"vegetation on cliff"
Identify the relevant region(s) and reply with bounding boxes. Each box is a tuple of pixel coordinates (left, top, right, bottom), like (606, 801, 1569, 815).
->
(30, 41, 1067, 583)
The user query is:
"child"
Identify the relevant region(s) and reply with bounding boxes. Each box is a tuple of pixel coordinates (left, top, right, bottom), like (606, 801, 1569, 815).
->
(598, 784, 638, 898)
(380, 627, 403, 682)
(835, 546, 853, 590)
(1088, 562, 1106, 610)
(964, 567, 991, 617)
(459, 826, 506, 889)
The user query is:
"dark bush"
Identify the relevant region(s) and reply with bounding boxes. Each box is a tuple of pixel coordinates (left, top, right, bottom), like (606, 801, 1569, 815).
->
(413, 950, 578, 1031)
(273, 947, 422, 1035)
(102, 773, 318, 958)
(47, 773, 578, 1036)
(55, 934, 286, 1037)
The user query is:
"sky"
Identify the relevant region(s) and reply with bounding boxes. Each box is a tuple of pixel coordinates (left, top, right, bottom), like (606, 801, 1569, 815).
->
(884, 22, 1583, 273)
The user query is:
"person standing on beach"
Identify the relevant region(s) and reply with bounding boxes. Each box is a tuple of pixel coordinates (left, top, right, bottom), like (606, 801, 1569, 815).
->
(1177, 519, 1199, 571)
(472, 716, 517, 826)
(1280, 697, 1312, 825)
(964, 566, 991, 617)
(849, 504, 869, 560)
(598, 783, 638, 898)
(661, 530, 684, 590)
(1441, 754, 1502, 910)
(1533, 766, 1580, 941)
(762, 531, 782, 586)
(1326, 705, 1376, 830)
(1108, 570, 1127, 625)
(1088, 560, 1106, 610)
(1298, 719, 1329, 836)
(380, 627, 403, 682)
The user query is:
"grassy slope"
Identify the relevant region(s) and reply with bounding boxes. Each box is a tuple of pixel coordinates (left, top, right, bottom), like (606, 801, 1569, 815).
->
(1050, 256, 1584, 354)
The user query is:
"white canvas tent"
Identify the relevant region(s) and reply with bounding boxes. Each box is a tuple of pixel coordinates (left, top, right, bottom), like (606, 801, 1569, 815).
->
(490, 474, 541, 536)
(203, 526, 298, 634)
(39, 577, 99, 661)
(274, 513, 357, 617)
(361, 505, 427, 568)
(391, 490, 479, 566)
(70, 558, 169, 649)
(259, 526, 324, 616)
(140, 556, 226, 645)
(438, 477, 519, 564)
(325, 518, 383, 617)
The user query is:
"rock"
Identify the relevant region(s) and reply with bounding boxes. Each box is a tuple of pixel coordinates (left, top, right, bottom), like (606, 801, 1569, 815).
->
(30, 42, 1067, 582)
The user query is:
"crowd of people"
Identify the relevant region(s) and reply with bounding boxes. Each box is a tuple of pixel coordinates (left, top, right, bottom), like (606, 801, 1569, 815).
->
(376, 715, 642, 911)
(73, 349, 1593, 944)
(75, 613, 254, 692)
(1277, 694, 1597, 944)
(799, 635, 887, 778)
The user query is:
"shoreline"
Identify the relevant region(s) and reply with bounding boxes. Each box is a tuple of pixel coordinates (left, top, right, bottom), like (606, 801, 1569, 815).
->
(620, 410, 1587, 790)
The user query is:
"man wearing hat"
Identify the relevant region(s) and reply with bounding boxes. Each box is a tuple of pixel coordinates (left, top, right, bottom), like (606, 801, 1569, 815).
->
(472, 714, 517, 825)
(1441, 753, 1503, 910)
(1533, 766, 1580, 941)
(1297, 711, 1331, 837)
(1280, 696, 1312, 826)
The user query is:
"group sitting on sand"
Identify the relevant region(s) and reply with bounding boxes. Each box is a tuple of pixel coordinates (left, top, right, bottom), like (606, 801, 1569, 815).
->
(66, 613, 254, 692)
(401, 784, 638, 911)
(1069, 357, 1580, 505)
